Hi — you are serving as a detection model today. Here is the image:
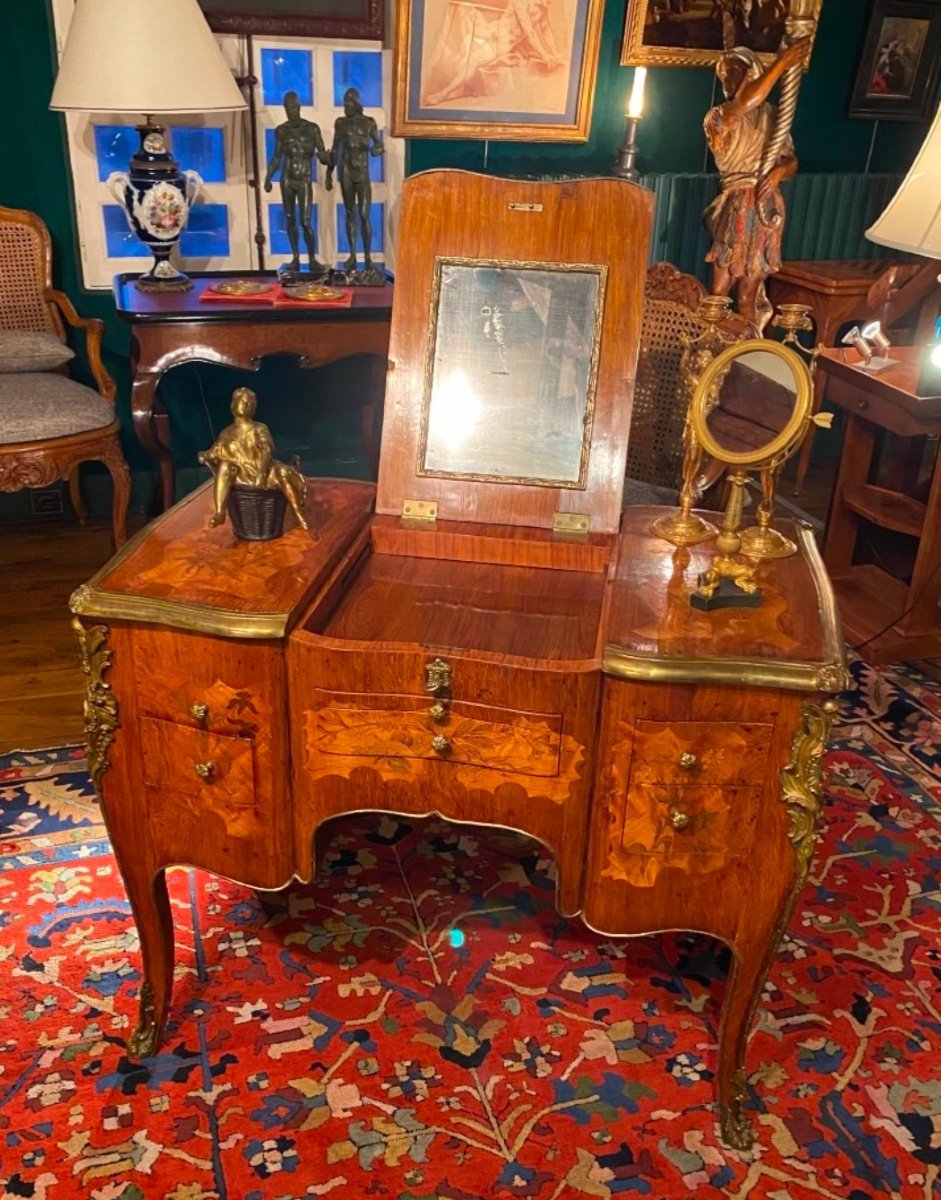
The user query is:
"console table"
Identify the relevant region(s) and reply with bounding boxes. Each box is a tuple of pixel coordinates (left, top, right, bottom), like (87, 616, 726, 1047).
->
(768, 259, 901, 494)
(818, 345, 941, 663)
(114, 272, 393, 511)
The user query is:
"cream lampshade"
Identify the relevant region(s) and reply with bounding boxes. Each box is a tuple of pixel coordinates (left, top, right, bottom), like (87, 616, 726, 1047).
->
(867, 102, 941, 393)
(50, 0, 246, 291)
(867, 102, 941, 256)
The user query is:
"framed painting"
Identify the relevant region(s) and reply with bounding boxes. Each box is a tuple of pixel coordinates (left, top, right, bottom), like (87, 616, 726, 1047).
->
(391, 0, 604, 141)
(621, 0, 822, 69)
(848, 0, 941, 120)
(197, 0, 383, 40)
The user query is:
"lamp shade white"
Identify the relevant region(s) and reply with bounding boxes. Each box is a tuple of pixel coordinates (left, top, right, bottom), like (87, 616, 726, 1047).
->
(49, 0, 246, 115)
(867, 102, 941, 257)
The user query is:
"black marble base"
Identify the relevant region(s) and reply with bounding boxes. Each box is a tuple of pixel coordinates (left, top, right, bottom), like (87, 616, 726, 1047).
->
(690, 576, 763, 611)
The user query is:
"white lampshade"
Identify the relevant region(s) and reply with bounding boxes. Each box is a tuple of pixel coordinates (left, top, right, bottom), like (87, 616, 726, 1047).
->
(867, 102, 941, 257)
(50, 0, 246, 114)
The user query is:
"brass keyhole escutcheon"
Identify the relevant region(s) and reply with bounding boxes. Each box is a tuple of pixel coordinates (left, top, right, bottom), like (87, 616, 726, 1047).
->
(678, 751, 698, 771)
(425, 658, 452, 697)
(429, 702, 448, 723)
(194, 760, 215, 780)
(190, 702, 209, 727)
(668, 806, 690, 831)
(431, 734, 451, 755)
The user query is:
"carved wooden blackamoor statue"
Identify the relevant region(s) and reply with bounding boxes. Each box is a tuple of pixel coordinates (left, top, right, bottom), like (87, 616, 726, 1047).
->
(703, 37, 808, 332)
(71, 171, 845, 1155)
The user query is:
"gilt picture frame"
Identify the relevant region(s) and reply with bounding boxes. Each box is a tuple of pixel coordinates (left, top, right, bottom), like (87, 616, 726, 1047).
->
(392, 0, 604, 141)
(848, 0, 941, 121)
(197, 0, 383, 40)
(620, 0, 823, 69)
(418, 257, 606, 485)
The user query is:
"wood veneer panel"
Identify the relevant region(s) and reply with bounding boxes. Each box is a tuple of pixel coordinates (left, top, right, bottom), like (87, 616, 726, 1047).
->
(316, 552, 606, 661)
(97, 479, 375, 620)
(607, 507, 831, 665)
(376, 171, 653, 534)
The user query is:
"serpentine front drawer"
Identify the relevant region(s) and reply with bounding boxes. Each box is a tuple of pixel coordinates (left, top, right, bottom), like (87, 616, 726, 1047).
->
(309, 689, 562, 779)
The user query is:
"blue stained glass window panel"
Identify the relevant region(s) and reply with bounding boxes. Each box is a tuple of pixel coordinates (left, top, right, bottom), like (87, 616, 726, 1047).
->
(269, 203, 319, 256)
(337, 202, 384, 256)
(93, 126, 139, 182)
(179, 205, 230, 257)
(332, 52, 383, 108)
(370, 134, 384, 184)
(261, 48, 313, 108)
(169, 127, 226, 183)
(103, 205, 149, 257)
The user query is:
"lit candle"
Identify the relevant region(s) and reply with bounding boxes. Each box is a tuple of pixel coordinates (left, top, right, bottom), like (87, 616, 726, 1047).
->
(627, 67, 647, 119)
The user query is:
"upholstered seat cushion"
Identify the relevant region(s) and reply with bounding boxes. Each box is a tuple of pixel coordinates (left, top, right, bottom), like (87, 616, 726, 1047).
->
(0, 373, 114, 444)
(0, 329, 74, 372)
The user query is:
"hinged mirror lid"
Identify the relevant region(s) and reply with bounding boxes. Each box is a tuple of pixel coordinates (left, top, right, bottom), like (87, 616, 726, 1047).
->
(376, 171, 653, 536)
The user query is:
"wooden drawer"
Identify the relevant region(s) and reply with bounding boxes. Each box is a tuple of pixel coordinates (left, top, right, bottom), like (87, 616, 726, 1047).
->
(630, 720, 772, 788)
(621, 783, 760, 859)
(310, 689, 562, 778)
(140, 715, 256, 806)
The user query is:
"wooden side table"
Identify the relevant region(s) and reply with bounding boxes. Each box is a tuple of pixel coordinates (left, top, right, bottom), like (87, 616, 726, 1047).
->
(114, 272, 394, 512)
(818, 345, 941, 663)
(768, 259, 900, 494)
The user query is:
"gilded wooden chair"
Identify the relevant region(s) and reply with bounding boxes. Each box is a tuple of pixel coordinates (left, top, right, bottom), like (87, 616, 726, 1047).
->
(0, 205, 130, 546)
(625, 262, 754, 501)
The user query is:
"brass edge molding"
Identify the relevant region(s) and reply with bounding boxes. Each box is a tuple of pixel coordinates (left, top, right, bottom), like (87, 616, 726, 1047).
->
(780, 699, 838, 886)
(602, 647, 846, 693)
(128, 981, 158, 1059)
(72, 618, 118, 794)
(70, 588, 290, 640)
(793, 522, 852, 692)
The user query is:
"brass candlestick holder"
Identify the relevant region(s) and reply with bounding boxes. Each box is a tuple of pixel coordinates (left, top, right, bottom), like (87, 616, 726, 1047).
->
(652, 294, 740, 547)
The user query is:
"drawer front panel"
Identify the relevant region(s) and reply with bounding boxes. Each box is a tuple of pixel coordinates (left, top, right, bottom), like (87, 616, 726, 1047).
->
(631, 720, 772, 788)
(312, 690, 562, 778)
(621, 783, 760, 859)
(140, 715, 256, 806)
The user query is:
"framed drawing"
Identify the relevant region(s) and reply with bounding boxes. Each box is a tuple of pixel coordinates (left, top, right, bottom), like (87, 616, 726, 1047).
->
(392, 0, 604, 141)
(621, 0, 822, 69)
(197, 0, 383, 39)
(419, 258, 606, 485)
(848, 0, 941, 120)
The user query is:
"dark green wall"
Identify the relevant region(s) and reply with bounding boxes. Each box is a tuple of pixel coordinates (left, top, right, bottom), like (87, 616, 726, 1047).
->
(0, 0, 931, 513)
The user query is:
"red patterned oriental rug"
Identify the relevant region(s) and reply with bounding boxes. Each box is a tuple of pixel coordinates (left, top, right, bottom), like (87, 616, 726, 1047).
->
(1, 658, 940, 1200)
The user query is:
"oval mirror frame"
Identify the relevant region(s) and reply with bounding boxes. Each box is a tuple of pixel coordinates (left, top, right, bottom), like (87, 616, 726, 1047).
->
(690, 339, 813, 470)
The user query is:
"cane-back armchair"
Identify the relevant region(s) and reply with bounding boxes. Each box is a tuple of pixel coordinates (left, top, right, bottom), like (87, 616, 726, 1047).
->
(626, 262, 755, 502)
(0, 205, 130, 546)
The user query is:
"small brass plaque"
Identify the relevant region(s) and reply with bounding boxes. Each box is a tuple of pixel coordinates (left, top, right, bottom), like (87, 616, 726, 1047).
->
(553, 511, 590, 534)
(402, 499, 438, 522)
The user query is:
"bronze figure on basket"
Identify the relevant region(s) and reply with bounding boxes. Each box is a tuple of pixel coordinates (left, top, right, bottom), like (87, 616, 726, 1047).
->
(198, 387, 309, 538)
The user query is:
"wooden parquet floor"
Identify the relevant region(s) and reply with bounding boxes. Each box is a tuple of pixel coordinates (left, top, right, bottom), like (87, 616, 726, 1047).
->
(0, 517, 143, 753)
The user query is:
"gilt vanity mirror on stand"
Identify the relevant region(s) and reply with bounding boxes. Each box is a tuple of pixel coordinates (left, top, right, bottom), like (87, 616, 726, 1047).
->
(655, 338, 826, 608)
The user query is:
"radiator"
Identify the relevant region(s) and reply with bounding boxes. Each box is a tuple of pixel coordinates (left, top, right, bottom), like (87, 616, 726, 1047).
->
(638, 172, 903, 281)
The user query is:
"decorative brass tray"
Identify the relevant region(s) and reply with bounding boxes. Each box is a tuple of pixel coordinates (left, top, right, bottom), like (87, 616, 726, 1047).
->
(283, 282, 345, 302)
(210, 280, 275, 296)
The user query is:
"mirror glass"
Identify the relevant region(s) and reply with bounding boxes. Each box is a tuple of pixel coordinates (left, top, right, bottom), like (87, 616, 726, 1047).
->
(420, 259, 604, 485)
(703, 348, 800, 457)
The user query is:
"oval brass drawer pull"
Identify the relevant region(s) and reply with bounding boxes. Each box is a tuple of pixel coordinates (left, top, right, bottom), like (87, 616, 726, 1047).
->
(431, 735, 451, 755)
(668, 806, 690, 830)
(194, 760, 216, 780)
(429, 702, 448, 723)
(678, 751, 698, 771)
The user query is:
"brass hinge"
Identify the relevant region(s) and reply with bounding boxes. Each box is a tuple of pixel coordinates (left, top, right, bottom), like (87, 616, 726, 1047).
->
(402, 499, 438, 523)
(553, 511, 590, 534)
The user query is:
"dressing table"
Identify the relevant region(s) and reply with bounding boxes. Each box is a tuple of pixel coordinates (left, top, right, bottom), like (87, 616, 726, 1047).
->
(72, 171, 845, 1149)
